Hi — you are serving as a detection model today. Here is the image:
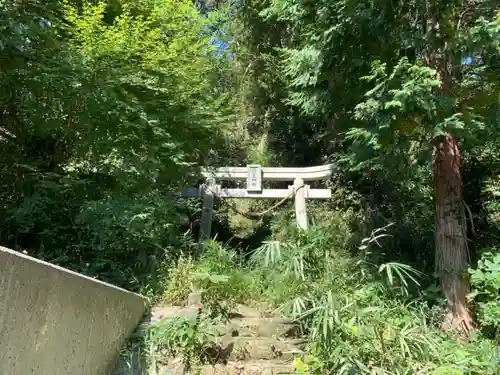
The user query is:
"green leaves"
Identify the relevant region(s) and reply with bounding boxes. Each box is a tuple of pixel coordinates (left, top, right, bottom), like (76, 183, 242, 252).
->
(61, 0, 227, 178)
(354, 58, 440, 131)
(256, 0, 500, 171)
(468, 251, 500, 330)
(349, 54, 494, 176)
(0, 0, 235, 293)
(431, 365, 464, 375)
(147, 313, 218, 371)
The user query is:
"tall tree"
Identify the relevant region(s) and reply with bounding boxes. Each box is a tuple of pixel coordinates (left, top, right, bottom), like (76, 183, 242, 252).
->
(262, 0, 500, 333)
(0, 0, 235, 289)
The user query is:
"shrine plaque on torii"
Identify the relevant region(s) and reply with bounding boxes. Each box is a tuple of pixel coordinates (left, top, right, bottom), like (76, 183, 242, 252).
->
(182, 164, 334, 246)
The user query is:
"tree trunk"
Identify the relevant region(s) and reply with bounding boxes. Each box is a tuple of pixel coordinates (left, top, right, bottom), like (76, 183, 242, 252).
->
(432, 133, 473, 334)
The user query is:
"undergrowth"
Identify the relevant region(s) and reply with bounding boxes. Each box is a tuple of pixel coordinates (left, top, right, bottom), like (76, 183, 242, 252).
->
(117, 211, 499, 375)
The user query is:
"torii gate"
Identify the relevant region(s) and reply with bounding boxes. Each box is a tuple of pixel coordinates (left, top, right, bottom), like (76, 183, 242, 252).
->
(183, 164, 334, 244)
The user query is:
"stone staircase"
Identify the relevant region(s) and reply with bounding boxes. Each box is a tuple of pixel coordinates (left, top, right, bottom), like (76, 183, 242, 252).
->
(150, 302, 305, 375)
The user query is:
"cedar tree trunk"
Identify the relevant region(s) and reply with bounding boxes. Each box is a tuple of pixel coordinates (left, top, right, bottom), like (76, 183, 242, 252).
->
(432, 132, 474, 334)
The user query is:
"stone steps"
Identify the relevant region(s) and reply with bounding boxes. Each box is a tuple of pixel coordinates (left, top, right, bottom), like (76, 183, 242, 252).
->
(204, 361, 294, 375)
(137, 301, 305, 375)
(192, 361, 294, 375)
(149, 305, 302, 339)
(150, 304, 279, 322)
(159, 359, 295, 375)
(215, 317, 300, 338)
(219, 336, 305, 361)
(150, 305, 201, 323)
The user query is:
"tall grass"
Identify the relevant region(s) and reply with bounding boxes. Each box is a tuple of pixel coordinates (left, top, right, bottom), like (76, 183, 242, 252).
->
(141, 212, 499, 375)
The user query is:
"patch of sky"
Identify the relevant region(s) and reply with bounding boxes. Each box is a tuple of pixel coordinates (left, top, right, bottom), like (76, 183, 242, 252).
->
(463, 57, 473, 64)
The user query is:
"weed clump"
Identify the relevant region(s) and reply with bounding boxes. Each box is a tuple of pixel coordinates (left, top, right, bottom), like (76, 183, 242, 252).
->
(139, 210, 499, 375)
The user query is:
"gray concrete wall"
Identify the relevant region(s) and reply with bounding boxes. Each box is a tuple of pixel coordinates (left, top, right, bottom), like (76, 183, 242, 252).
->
(0, 246, 148, 375)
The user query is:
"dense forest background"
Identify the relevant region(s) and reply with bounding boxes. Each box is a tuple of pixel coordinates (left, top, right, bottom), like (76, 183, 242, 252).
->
(0, 1, 499, 374)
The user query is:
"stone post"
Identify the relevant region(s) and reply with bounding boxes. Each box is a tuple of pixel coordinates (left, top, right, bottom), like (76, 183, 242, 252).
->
(293, 177, 308, 230)
(199, 178, 216, 249)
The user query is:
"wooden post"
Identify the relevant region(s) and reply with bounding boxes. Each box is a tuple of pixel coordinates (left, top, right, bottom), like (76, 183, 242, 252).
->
(293, 177, 308, 230)
(199, 178, 216, 249)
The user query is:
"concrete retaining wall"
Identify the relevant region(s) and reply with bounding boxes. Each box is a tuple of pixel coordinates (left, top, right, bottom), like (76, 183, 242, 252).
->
(0, 246, 148, 375)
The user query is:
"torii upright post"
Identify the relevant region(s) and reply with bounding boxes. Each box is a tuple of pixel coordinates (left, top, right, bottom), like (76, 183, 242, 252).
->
(183, 164, 335, 245)
(293, 177, 308, 230)
(199, 177, 216, 245)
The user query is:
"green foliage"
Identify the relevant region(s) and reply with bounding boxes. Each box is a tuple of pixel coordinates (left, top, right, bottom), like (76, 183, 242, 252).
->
(192, 271, 233, 321)
(163, 216, 498, 374)
(231, 0, 500, 342)
(484, 174, 500, 227)
(0, 0, 234, 292)
(250, 225, 354, 308)
(162, 255, 195, 305)
(350, 56, 487, 159)
(247, 134, 273, 166)
(126, 209, 499, 375)
(61, 0, 228, 177)
(162, 239, 256, 315)
(468, 251, 500, 336)
(192, 240, 257, 310)
(3, 1, 500, 373)
(261, 223, 499, 375)
(4, 173, 182, 292)
(147, 314, 218, 373)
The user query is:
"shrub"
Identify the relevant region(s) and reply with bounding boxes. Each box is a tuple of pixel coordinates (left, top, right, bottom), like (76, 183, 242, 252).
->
(162, 255, 195, 306)
(254, 222, 499, 375)
(468, 250, 500, 339)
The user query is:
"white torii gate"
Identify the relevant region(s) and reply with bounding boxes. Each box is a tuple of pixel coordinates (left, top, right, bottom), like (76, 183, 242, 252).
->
(183, 164, 334, 244)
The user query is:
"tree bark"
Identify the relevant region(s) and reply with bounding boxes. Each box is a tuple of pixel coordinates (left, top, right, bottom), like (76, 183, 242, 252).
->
(432, 133, 473, 334)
